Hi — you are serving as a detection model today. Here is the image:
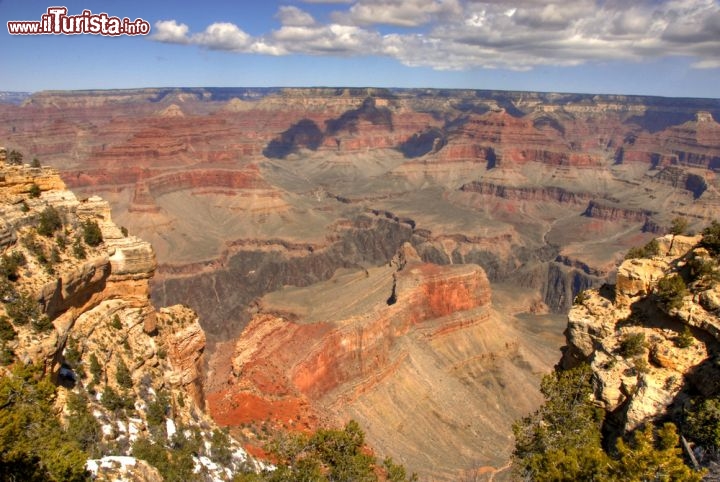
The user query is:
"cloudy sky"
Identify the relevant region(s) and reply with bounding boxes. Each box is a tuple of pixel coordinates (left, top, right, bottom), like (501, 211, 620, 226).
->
(1, 0, 719, 97)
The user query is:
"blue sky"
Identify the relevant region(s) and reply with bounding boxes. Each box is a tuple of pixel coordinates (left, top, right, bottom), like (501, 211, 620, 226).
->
(1, 0, 719, 97)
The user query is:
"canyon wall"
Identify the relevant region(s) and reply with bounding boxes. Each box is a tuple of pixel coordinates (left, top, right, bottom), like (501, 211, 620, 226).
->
(2, 87, 720, 479)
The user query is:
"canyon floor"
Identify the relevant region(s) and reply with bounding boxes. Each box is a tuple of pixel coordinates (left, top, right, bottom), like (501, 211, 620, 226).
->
(1, 87, 719, 479)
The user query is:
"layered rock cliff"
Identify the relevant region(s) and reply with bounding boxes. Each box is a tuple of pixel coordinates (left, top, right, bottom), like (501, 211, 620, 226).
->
(0, 161, 259, 479)
(205, 244, 563, 479)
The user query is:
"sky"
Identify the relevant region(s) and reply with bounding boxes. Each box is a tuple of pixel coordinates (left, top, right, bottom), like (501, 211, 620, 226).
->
(1, 0, 719, 98)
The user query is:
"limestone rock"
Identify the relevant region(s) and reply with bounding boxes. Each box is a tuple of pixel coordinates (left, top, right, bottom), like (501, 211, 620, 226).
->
(161, 306, 206, 405)
(564, 234, 714, 434)
(615, 258, 668, 307)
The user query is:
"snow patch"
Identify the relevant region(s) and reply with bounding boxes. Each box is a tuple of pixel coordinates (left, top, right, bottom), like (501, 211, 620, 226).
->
(86, 456, 138, 476)
(166, 418, 176, 439)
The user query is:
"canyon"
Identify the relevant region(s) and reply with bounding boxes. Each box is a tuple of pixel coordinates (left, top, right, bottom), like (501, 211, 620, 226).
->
(1, 87, 720, 479)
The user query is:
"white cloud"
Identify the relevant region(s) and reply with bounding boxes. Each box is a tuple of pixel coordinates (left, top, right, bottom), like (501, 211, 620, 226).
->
(272, 24, 382, 54)
(149, 1, 720, 71)
(152, 20, 191, 44)
(192, 23, 252, 51)
(341, 0, 462, 27)
(276, 6, 316, 27)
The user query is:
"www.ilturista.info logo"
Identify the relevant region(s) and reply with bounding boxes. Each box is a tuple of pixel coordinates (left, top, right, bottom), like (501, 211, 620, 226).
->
(7, 7, 150, 36)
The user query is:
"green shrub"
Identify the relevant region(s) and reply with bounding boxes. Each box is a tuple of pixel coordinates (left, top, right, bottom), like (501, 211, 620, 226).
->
(675, 325, 694, 348)
(146, 391, 170, 437)
(111, 314, 122, 330)
(6, 293, 41, 327)
(0, 363, 89, 481)
(669, 217, 689, 236)
(88, 353, 102, 384)
(31, 314, 53, 333)
(686, 398, 720, 450)
(210, 428, 233, 465)
(82, 220, 103, 247)
(7, 149, 23, 165)
(0, 344, 14, 366)
(655, 274, 688, 310)
(633, 357, 650, 375)
(66, 391, 102, 458)
(0, 251, 27, 281)
(72, 237, 86, 259)
(701, 221, 720, 256)
(64, 337, 82, 366)
(618, 332, 646, 358)
(28, 183, 41, 198)
(624, 239, 660, 260)
(55, 234, 67, 251)
(37, 206, 63, 237)
(115, 358, 133, 389)
(0, 316, 16, 342)
(101, 385, 133, 411)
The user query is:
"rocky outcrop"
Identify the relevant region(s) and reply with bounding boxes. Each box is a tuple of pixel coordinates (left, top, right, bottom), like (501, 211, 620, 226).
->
(460, 181, 594, 204)
(562, 233, 720, 435)
(583, 200, 655, 223)
(0, 161, 258, 479)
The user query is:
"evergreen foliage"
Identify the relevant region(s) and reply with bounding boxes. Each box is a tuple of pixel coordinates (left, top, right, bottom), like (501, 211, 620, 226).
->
(701, 220, 720, 255)
(66, 391, 103, 458)
(669, 217, 689, 236)
(675, 325, 694, 348)
(115, 358, 133, 389)
(618, 332, 646, 358)
(0, 251, 27, 281)
(88, 352, 102, 384)
(512, 365, 703, 481)
(73, 237, 87, 259)
(0, 317, 16, 342)
(132, 434, 200, 482)
(686, 398, 720, 451)
(28, 183, 41, 198)
(6, 292, 44, 329)
(624, 238, 660, 260)
(37, 206, 63, 237)
(211, 428, 233, 466)
(111, 314, 122, 330)
(253, 420, 416, 481)
(513, 364, 609, 481)
(7, 149, 23, 165)
(81, 220, 103, 247)
(146, 390, 169, 438)
(0, 364, 89, 481)
(655, 274, 689, 310)
(611, 423, 702, 482)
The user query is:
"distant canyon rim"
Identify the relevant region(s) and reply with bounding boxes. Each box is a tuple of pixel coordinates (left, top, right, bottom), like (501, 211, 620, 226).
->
(1, 87, 719, 479)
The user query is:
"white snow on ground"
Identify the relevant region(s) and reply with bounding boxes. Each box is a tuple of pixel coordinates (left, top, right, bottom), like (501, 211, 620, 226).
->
(166, 418, 176, 439)
(86, 456, 138, 476)
(128, 417, 143, 441)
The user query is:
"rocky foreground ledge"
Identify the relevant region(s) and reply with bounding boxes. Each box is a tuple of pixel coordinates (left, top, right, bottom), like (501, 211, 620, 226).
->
(563, 232, 720, 438)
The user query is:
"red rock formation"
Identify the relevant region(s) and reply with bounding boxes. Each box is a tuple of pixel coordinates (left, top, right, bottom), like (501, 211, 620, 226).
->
(207, 257, 491, 429)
